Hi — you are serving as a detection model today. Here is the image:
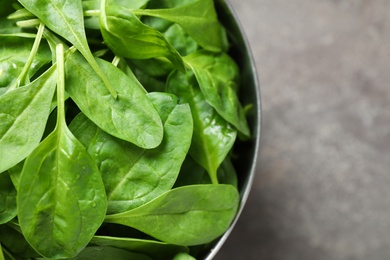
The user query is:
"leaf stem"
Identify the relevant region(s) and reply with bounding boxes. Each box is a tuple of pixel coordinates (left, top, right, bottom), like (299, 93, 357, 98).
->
(16, 18, 40, 27)
(8, 22, 45, 91)
(56, 43, 66, 128)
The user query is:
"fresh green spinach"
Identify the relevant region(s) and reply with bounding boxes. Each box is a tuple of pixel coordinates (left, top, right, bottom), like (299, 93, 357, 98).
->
(0, 0, 252, 258)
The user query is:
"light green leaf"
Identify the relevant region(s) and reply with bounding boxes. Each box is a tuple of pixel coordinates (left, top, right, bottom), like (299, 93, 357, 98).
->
(0, 65, 56, 173)
(65, 51, 163, 149)
(105, 184, 239, 246)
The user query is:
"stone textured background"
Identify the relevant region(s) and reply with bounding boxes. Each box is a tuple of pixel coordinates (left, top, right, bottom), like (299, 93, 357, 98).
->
(215, 0, 390, 259)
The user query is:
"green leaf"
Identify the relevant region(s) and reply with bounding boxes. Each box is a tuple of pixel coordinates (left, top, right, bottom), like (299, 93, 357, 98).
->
(0, 172, 17, 224)
(0, 36, 51, 95)
(17, 44, 107, 259)
(69, 246, 152, 260)
(17, 0, 117, 97)
(0, 65, 57, 173)
(166, 70, 237, 184)
(65, 51, 163, 149)
(184, 50, 250, 136)
(105, 184, 239, 246)
(173, 252, 196, 260)
(90, 236, 188, 259)
(70, 92, 193, 213)
(0, 224, 41, 259)
(134, 0, 228, 52)
(100, 3, 185, 72)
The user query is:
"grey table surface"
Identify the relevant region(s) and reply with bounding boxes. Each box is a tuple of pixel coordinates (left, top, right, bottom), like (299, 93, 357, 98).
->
(215, 0, 390, 259)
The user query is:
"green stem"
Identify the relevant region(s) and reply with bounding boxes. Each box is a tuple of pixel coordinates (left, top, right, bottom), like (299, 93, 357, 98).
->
(56, 44, 66, 128)
(8, 22, 45, 91)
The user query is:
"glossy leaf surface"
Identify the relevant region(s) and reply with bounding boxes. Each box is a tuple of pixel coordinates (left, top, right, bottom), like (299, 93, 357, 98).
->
(184, 50, 250, 136)
(100, 3, 185, 72)
(70, 92, 193, 213)
(166, 70, 237, 184)
(0, 66, 57, 173)
(17, 44, 107, 259)
(69, 246, 152, 260)
(65, 51, 163, 149)
(134, 0, 228, 52)
(105, 184, 239, 246)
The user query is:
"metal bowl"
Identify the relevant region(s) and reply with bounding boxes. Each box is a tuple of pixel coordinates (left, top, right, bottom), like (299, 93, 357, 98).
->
(200, 0, 262, 259)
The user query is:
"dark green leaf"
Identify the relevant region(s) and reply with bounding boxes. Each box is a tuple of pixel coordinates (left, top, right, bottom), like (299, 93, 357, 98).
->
(105, 184, 239, 246)
(0, 65, 57, 173)
(65, 51, 163, 149)
(184, 50, 250, 136)
(134, 0, 228, 52)
(100, 3, 185, 72)
(0, 172, 16, 224)
(166, 70, 237, 184)
(90, 236, 188, 259)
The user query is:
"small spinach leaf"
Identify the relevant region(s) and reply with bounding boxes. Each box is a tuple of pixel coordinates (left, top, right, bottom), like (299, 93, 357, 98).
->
(17, 44, 107, 259)
(105, 184, 239, 246)
(0, 65, 57, 173)
(100, 2, 185, 72)
(173, 252, 197, 260)
(0, 172, 17, 224)
(90, 236, 188, 259)
(184, 50, 250, 136)
(69, 246, 152, 260)
(166, 70, 237, 184)
(65, 51, 163, 149)
(134, 0, 228, 52)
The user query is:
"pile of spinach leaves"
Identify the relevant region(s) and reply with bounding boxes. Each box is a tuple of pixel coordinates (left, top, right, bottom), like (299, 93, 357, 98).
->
(0, 0, 251, 259)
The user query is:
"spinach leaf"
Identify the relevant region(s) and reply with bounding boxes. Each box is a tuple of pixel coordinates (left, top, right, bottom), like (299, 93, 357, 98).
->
(65, 51, 163, 149)
(166, 70, 237, 184)
(17, 44, 107, 259)
(90, 236, 188, 259)
(163, 23, 199, 56)
(69, 246, 152, 260)
(184, 50, 250, 137)
(17, 0, 118, 97)
(0, 65, 57, 173)
(134, 0, 228, 52)
(105, 184, 239, 246)
(0, 35, 51, 95)
(0, 224, 41, 259)
(173, 252, 197, 260)
(0, 172, 17, 224)
(70, 92, 193, 214)
(100, 2, 185, 72)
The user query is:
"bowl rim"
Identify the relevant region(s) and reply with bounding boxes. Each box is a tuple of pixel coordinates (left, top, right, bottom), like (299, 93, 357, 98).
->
(203, 0, 262, 259)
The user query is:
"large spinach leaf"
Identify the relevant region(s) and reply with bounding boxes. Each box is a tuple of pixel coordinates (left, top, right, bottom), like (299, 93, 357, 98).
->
(65, 51, 163, 149)
(17, 0, 117, 97)
(166, 70, 237, 184)
(70, 92, 193, 214)
(105, 184, 239, 246)
(0, 65, 56, 173)
(17, 44, 107, 259)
